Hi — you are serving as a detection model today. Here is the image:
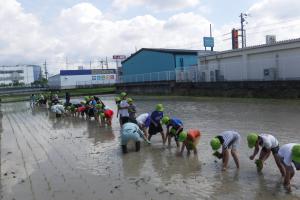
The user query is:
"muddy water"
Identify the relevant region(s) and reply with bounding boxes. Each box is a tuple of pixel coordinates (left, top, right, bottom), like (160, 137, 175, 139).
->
(1, 96, 300, 200)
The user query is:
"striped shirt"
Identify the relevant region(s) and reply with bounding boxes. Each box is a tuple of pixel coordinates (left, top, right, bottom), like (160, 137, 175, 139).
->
(219, 131, 240, 149)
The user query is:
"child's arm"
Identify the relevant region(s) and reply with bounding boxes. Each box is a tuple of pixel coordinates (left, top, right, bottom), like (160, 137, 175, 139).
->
(180, 142, 186, 154)
(250, 143, 260, 160)
(137, 128, 151, 144)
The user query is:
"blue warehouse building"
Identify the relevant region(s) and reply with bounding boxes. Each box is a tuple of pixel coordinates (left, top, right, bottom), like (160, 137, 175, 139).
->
(121, 48, 204, 83)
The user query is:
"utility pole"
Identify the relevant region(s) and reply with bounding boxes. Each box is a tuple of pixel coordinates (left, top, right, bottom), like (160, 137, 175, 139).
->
(89, 60, 92, 69)
(44, 60, 48, 80)
(210, 24, 213, 51)
(240, 13, 248, 48)
(105, 57, 108, 69)
(100, 60, 104, 69)
(66, 57, 68, 70)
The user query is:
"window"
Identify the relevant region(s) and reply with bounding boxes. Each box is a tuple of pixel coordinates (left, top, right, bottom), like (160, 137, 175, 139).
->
(180, 58, 184, 67)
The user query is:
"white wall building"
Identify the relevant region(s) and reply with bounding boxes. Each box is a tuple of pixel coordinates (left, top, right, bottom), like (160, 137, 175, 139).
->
(0, 65, 41, 85)
(198, 38, 300, 82)
(48, 69, 117, 89)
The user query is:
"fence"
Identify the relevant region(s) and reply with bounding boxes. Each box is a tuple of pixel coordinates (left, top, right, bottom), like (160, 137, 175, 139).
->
(76, 80, 116, 88)
(118, 71, 176, 83)
(118, 55, 300, 83)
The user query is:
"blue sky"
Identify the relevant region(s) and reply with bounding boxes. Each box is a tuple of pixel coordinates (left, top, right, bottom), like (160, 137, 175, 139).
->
(2, 0, 300, 73)
(18, 0, 258, 27)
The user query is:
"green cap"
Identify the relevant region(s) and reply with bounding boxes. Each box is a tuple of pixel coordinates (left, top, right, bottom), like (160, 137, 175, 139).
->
(247, 133, 259, 148)
(115, 97, 121, 102)
(95, 104, 102, 109)
(84, 96, 89, 101)
(210, 137, 221, 151)
(170, 128, 177, 135)
(155, 104, 164, 112)
(120, 92, 127, 97)
(179, 131, 188, 142)
(292, 145, 300, 163)
(127, 98, 133, 103)
(100, 113, 105, 118)
(162, 116, 170, 125)
(81, 100, 86, 104)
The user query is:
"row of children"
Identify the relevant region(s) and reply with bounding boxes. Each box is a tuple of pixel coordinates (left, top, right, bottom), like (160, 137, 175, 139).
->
(115, 92, 300, 192)
(46, 94, 114, 126)
(115, 92, 201, 155)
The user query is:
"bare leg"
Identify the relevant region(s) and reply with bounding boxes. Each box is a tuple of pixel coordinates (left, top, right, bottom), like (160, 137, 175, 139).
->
(273, 153, 285, 176)
(193, 147, 198, 155)
(259, 149, 271, 162)
(231, 149, 240, 169)
(167, 135, 171, 146)
(222, 149, 229, 171)
(160, 132, 166, 145)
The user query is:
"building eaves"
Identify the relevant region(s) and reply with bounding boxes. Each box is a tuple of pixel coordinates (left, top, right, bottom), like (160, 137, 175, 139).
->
(121, 48, 201, 64)
(202, 37, 300, 58)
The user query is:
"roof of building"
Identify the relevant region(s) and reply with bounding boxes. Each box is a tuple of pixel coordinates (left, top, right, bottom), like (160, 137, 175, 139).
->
(122, 48, 203, 64)
(202, 37, 300, 57)
(59, 69, 117, 76)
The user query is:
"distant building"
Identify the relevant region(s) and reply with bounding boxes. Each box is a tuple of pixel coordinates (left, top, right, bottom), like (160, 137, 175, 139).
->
(0, 65, 41, 86)
(48, 69, 116, 89)
(198, 38, 300, 82)
(120, 48, 210, 83)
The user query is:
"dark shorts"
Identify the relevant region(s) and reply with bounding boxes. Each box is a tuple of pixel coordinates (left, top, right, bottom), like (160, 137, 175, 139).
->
(271, 146, 280, 154)
(120, 116, 130, 125)
(149, 122, 163, 136)
(129, 118, 138, 124)
(262, 145, 279, 154)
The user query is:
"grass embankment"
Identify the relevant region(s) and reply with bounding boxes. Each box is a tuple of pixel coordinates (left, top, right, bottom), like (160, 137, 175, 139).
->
(0, 87, 116, 103)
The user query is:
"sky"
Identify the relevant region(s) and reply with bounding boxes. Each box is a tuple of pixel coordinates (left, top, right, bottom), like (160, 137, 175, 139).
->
(1, 0, 300, 74)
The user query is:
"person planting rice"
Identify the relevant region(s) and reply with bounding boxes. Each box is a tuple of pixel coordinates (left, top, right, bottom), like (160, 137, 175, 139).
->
(95, 103, 104, 123)
(127, 98, 137, 123)
(76, 101, 86, 117)
(148, 104, 166, 145)
(178, 129, 201, 155)
(136, 113, 151, 138)
(51, 104, 65, 118)
(247, 133, 285, 175)
(115, 96, 121, 119)
(119, 92, 130, 125)
(210, 131, 240, 171)
(278, 143, 300, 192)
(85, 96, 97, 120)
(121, 121, 151, 154)
(162, 116, 183, 147)
(103, 106, 114, 126)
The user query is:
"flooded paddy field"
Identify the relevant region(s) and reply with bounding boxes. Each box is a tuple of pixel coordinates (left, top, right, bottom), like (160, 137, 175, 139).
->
(1, 96, 300, 200)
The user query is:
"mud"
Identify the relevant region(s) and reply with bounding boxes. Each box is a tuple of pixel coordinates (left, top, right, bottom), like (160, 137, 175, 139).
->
(1, 96, 300, 200)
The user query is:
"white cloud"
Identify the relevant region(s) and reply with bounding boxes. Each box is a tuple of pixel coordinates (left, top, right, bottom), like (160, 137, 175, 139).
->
(0, 0, 56, 63)
(1, 0, 300, 74)
(245, 0, 300, 46)
(112, 0, 200, 12)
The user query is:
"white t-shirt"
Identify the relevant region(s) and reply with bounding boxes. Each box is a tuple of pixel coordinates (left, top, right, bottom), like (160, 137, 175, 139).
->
(259, 134, 279, 149)
(136, 113, 149, 125)
(119, 100, 129, 117)
(278, 143, 297, 166)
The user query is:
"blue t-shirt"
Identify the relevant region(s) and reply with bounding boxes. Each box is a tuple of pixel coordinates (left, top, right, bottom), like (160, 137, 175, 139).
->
(169, 118, 183, 129)
(90, 100, 97, 106)
(144, 115, 151, 127)
(150, 111, 163, 124)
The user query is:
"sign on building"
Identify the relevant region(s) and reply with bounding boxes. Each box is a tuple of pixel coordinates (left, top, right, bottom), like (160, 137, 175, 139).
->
(232, 29, 239, 49)
(113, 55, 126, 59)
(203, 37, 215, 48)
